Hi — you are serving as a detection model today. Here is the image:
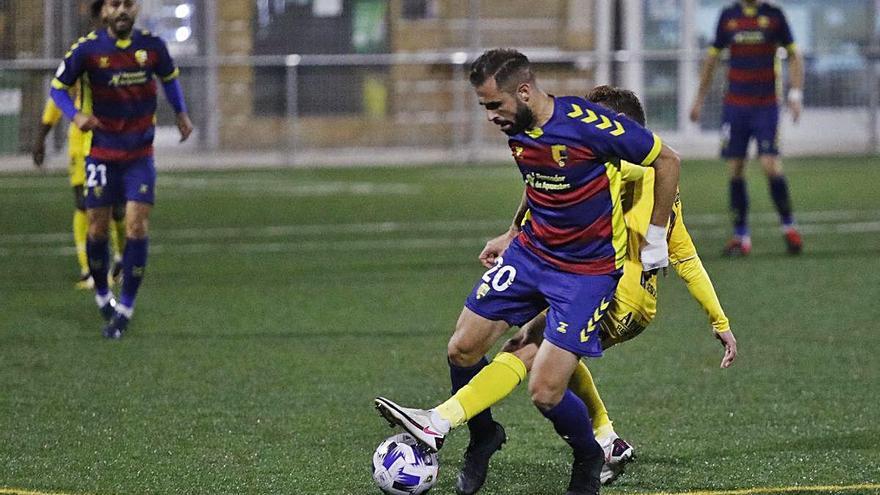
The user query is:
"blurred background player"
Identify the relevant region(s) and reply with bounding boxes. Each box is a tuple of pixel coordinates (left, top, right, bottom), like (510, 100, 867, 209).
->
(32, 0, 126, 289)
(49, 0, 193, 339)
(378, 85, 735, 493)
(689, 0, 804, 256)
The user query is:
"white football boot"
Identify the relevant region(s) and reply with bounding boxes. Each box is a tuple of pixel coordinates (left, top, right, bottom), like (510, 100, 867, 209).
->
(375, 397, 447, 452)
(599, 435, 635, 485)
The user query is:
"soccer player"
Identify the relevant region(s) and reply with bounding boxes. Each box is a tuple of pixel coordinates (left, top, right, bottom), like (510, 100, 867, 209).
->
(489, 85, 737, 486)
(689, 0, 804, 256)
(376, 49, 681, 495)
(377, 86, 734, 493)
(50, 0, 193, 339)
(33, 0, 126, 290)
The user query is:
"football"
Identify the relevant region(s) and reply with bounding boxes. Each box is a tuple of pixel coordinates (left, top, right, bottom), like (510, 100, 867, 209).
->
(371, 433, 439, 495)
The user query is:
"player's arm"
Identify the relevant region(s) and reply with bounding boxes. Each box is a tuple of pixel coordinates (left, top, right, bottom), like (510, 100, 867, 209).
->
(689, 52, 720, 123)
(673, 257, 736, 367)
(690, 12, 727, 122)
(571, 102, 680, 271)
(33, 98, 63, 167)
(784, 46, 804, 123)
(642, 143, 680, 272)
(51, 40, 99, 131)
(668, 215, 736, 368)
(780, 10, 804, 123)
(479, 188, 526, 268)
(155, 39, 193, 142)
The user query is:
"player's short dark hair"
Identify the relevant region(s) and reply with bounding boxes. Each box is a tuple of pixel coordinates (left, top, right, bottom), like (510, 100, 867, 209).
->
(586, 85, 646, 126)
(90, 0, 104, 20)
(469, 48, 534, 92)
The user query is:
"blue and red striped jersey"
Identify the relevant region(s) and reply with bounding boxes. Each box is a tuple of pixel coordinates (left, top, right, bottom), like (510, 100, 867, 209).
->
(711, 2, 795, 107)
(509, 96, 662, 276)
(52, 28, 180, 162)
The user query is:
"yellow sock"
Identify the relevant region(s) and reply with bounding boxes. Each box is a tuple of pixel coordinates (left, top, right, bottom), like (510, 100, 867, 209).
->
(435, 352, 527, 429)
(73, 209, 89, 274)
(110, 219, 126, 259)
(569, 360, 614, 438)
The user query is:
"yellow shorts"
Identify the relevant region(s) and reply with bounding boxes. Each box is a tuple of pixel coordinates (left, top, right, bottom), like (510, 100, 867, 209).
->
(67, 127, 90, 187)
(68, 152, 86, 187)
(599, 267, 660, 350)
(599, 298, 653, 349)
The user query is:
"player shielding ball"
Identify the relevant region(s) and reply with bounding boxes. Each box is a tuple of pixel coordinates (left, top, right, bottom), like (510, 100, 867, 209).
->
(49, 0, 193, 339)
(376, 49, 681, 495)
(376, 86, 734, 493)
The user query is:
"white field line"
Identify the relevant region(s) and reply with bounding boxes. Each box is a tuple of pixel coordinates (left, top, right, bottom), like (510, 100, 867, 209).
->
(0, 177, 422, 197)
(1, 220, 878, 258)
(1, 210, 878, 247)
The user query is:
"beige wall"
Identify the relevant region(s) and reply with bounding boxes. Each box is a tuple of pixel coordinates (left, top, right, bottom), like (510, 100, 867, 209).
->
(214, 0, 597, 150)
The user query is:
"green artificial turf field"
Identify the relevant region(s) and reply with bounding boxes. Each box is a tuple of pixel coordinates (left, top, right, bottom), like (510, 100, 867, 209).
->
(1, 157, 878, 494)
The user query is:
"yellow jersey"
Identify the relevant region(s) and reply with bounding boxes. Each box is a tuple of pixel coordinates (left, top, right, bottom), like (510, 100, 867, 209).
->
(601, 161, 730, 346)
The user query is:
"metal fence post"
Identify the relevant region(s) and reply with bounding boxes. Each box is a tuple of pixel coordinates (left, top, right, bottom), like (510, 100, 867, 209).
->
(203, 0, 220, 151)
(594, 0, 613, 85)
(621, 0, 644, 99)
(286, 54, 301, 167)
(679, 0, 699, 135)
(452, 52, 468, 164)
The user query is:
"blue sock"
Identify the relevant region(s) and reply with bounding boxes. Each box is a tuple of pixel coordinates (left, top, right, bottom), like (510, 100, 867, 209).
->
(540, 389, 602, 456)
(450, 357, 495, 438)
(119, 237, 148, 310)
(729, 177, 749, 237)
(769, 175, 794, 227)
(86, 237, 110, 297)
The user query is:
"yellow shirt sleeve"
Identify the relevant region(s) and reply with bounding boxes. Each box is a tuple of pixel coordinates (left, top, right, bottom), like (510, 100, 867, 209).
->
(619, 161, 648, 183)
(41, 97, 63, 126)
(668, 198, 730, 333)
(672, 256, 731, 333)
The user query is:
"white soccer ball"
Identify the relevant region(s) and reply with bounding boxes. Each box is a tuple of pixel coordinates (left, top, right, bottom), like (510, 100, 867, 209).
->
(371, 432, 439, 495)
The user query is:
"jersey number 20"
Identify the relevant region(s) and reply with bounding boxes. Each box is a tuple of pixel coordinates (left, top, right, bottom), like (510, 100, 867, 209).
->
(482, 257, 517, 292)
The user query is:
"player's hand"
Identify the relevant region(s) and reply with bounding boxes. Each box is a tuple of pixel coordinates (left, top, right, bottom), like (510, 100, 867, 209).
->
(640, 224, 669, 272)
(689, 102, 702, 123)
(786, 98, 804, 124)
(176, 112, 194, 142)
(32, 141, 46, 168)
(479, 227, 518, 268)
(73, 112, 100, 131)
(714, 329, 737, 368)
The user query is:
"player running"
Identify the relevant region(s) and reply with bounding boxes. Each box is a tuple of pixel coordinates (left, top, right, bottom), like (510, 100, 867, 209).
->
(377, 49, 681, 495)
(33, 0, 126, 289)
(377, 85, 735, 493)
(49, 0, 193, 339)
(690, 0, 805, 256)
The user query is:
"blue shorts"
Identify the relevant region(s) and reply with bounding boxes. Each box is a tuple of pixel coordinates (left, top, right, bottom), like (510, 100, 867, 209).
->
(720, 104, 779, 159)
(465, 239, 620, 357)
(84, 156, 156, 208)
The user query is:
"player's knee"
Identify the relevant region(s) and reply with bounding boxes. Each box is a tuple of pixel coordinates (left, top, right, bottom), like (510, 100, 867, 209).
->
(761, 160, 784, 177)
(528, 379, 565, 412)
(446, 338, 482, 367)
(87, 223, 109, 240)
(126, 219, 149, 239)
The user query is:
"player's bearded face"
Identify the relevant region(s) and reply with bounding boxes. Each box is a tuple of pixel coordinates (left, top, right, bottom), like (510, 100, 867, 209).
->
(502, 98, 536, 136)
(106, 0, 138, 37)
